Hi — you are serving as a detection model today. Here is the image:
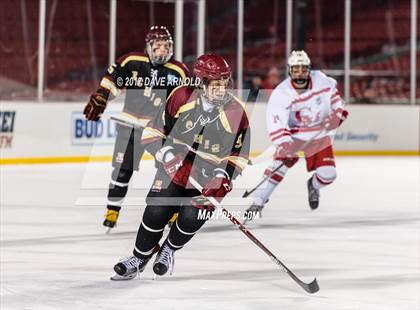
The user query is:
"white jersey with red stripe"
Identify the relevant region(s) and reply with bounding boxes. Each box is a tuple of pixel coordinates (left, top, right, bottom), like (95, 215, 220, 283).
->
(266, 70, 344, 145)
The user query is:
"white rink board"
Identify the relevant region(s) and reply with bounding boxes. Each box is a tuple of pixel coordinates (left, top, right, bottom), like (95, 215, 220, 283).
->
(247, 103, 420, 152)
(0, 101, 419, 160)
(0, 102, 123, 159)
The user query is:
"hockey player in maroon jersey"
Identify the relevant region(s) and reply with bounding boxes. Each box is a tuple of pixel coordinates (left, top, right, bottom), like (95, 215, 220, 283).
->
(110, 54, 250, 280)
(83, 26, 189, 231)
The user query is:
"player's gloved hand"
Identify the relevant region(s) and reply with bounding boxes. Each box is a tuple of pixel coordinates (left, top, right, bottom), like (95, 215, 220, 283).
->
(156, 146, 192, 187)
(191, 169, 232, 210)
(323, 109, 349, 130)
(202, 176, 232, 200)
(273, 141, 299, 168)
(202, 168, 232, 200)
(84, 90, 108, 121)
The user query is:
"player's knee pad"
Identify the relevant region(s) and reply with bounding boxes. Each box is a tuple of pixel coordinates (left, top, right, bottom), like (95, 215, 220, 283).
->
(111, 168, 133, 183)
(315, 165, 336, 185)
(108, 168, 133, 200)
(177, 205, 209, 232)
(142, 205, 176, 230)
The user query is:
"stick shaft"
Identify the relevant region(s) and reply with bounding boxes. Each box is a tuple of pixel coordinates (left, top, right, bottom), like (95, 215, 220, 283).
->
(189, 177, 319, 293)
(101, 114, 147, 129)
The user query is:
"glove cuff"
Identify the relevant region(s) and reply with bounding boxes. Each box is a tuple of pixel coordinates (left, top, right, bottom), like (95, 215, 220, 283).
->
(213, 168, 230, 180)
(156, 146, 175, 163)
(97, 86, 110, 98)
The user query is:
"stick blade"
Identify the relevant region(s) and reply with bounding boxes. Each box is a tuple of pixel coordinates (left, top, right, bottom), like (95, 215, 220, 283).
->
(302, 278, 319, 294)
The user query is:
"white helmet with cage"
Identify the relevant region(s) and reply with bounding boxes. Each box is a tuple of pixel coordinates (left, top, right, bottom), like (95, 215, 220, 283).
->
(287, 50, 311, 68)
(287, 50, 311, 85)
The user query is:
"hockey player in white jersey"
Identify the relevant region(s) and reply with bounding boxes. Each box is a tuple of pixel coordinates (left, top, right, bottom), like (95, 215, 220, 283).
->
(245, 50, 348, 221)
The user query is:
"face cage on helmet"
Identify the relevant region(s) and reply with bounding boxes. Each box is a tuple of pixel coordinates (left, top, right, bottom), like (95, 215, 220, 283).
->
(288, 65, 311, 85)
(146, 40, 173, 66)
(199, 76, 233, 107)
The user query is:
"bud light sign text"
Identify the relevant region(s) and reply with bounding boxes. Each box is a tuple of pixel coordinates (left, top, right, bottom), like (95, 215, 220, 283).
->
(72, 112, 117, 145)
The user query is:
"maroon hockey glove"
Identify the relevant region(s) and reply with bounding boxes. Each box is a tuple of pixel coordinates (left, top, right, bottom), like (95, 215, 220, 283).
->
(163, 153, 193, 187)
(273, 142, 299, 168)
(84, 91, 108, 121)
(202, 177, 232, 201)
(191, 176, 232, 211)
(323, 109, 349, 130)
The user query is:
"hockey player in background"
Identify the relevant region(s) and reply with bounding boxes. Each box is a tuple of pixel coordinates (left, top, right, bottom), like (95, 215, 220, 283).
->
(83, 26, 189, 231)
(244, 50, 348, 221)
(110, 54, 250, 280)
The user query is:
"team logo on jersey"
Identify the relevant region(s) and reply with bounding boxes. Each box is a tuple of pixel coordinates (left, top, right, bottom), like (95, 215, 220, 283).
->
(150, 69, 158, 86)
(211, 144, 220, 153)
(181, 114, 220, 134)
(295, 108, 321, 126)
(186, 120, 194, 130)
(150, 69, 158, 79)
(115, 152, 124, 163)
(151, 179, 163, 191)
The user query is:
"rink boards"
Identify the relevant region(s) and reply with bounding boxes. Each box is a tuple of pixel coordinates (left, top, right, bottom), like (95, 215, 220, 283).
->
(0, 101, 419, 164)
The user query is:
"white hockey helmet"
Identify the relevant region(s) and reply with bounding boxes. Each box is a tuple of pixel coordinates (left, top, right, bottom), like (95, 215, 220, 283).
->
(287, 50, 311, 85)
(287, 50, 311, 68)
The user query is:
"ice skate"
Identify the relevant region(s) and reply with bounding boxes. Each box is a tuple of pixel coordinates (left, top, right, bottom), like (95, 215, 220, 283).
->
(153, 242, 175, 277)
(111, 245, 159, 280)
(103, 209, 119, 233)
(307, 176, 320, 210)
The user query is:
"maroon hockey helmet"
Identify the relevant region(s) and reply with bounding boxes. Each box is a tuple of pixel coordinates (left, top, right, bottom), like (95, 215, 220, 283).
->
(193, 54, 232, 81)
(145, 26, 173, 65)
(193, 54, 233, 106)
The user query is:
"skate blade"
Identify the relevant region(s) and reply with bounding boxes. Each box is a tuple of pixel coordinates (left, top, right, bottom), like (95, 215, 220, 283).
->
(110, 273, 137, 281)
(105, 227, 113, 234)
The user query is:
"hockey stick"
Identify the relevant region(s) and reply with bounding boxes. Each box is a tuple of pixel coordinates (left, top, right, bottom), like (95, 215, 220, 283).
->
(188, 177, 319, 294)
(242, 129, 326, 198)
(100, 114, 149, 129)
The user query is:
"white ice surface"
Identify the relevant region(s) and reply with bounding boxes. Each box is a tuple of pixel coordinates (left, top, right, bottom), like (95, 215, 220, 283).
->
(1, 157, 419, 310)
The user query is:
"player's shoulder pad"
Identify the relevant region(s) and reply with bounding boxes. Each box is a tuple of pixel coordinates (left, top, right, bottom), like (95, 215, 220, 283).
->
(268, 79, 292, 106)
(164, 59, 190, 79)
(220, 95, 249, 133)
(276, 78, 291, 91)
(167, 86, 197, 117)
(117, 51, 149, 67)
(312, 70, 337, 87)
